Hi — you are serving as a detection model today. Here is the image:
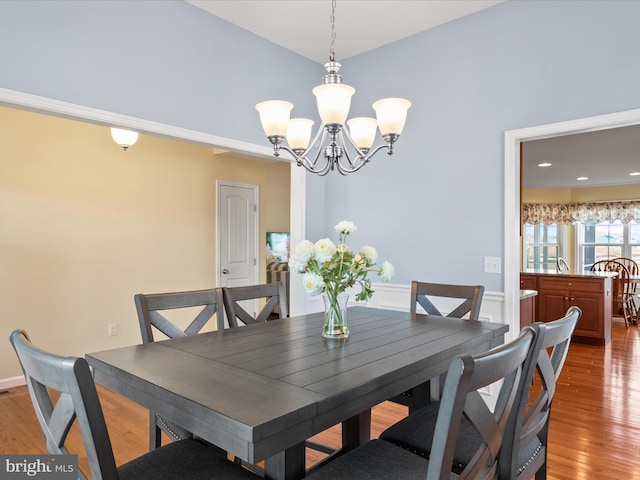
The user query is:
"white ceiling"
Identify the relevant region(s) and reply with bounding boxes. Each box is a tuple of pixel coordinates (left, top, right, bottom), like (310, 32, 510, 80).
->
(185, 0, 505, 64)
(186, 0, 640, 190)
(523, 125, 640, 189)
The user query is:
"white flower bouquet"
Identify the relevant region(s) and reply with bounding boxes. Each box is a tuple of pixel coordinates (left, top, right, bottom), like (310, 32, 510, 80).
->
(289, 220, 394, 337)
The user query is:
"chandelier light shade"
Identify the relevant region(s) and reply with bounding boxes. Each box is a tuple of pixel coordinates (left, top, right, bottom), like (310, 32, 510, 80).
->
(110, 127, 139, 151)
(255, 0, 410, 175)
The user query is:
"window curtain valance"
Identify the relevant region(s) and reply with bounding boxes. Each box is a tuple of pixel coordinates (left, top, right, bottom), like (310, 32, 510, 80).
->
(522, 200, 640, 225)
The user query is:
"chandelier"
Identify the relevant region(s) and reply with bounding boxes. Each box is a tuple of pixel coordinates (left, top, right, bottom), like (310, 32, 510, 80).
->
(255, 0, 411, 176)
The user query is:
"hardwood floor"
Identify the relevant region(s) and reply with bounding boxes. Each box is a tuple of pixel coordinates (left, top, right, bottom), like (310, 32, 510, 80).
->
(3, 321, 640, 479)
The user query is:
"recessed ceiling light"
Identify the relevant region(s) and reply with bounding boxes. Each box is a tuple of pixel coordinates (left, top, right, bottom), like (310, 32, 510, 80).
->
(577, 176, 589, 181)
(537, 162, 552, 167)
(630, 172, 640, 176)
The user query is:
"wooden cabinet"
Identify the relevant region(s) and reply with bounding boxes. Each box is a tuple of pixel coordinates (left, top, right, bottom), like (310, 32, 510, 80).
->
(520, 272, 612, 345)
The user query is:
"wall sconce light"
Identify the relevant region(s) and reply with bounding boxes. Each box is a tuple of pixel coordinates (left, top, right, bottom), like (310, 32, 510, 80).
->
(110, 128, 139, 151)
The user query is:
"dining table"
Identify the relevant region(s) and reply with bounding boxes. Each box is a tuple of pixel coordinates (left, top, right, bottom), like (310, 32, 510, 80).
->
(86, 306, 509, 480)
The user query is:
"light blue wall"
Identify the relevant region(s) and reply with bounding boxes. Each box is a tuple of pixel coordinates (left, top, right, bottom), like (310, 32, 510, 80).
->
(0, 0, 318, 143)
(324, 0, 640, 290)
(2, 0, 640, 292)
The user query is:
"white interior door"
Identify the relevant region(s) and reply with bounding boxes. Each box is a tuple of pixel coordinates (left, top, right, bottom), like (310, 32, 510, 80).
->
(217, 181, 259, 295)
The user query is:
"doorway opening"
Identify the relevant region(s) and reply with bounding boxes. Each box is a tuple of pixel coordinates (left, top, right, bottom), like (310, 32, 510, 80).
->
(504, 108, 640, 338)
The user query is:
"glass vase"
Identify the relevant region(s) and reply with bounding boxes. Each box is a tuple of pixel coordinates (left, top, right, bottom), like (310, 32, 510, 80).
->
(322, 293, 349, 339)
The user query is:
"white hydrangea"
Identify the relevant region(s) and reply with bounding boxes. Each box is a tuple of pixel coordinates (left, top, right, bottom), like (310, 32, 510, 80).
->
(314, 238, 337, 263)
(335, 221, 357, 236)
(293, 240, 315, 262)
(379, 261, 395, 282)
(359, 246, 378, 265)
(303, 272, 325, 295)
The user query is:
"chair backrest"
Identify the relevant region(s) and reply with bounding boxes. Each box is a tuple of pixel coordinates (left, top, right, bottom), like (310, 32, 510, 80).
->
(222, 283, 288, 327)
(9, 329, 119, 480)
(590, 259, 630, 298)
(612, 257, 639, 292)
(556, 257, 570, 272)
(134, 288, 225, 343)
(426, 327, 536, 480)
(501, 306, 581, 479)
(410, 281, 485, 320)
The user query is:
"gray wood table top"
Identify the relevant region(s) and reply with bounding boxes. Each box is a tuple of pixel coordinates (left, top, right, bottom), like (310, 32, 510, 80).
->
(86, 306, 508, 479)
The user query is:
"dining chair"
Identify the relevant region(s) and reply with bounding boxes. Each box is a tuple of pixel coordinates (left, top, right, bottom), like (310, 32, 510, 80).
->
(134, 288, 225, 449)
(222, 282, 288, 326)
(305, 326, 536, 480)
(611, 257, 639, 323)
(410, 281, 485, 319)
(590, 259, 634, 327)
(380, 306, 581, 480)
(9, 329, 257, 480)
(391, 281, 485, 411)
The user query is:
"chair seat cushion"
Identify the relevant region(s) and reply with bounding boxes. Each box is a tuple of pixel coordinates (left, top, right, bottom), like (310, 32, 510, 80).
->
(305, 439, 441, 480)
(379, 401, 482, 474)
(517, 435, 544, 475)
(118, 439, 257, 480)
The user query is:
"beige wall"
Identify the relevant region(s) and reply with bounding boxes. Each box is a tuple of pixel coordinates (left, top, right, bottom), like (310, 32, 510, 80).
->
(0, 106, 290, 380)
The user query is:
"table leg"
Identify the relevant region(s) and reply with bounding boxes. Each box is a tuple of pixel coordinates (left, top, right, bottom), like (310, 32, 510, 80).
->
(264, 442, 306, 480)
(341, 409, 371, 452)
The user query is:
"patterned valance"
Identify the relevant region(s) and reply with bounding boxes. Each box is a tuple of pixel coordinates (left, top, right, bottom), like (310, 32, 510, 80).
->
(522, 201, 640, 225)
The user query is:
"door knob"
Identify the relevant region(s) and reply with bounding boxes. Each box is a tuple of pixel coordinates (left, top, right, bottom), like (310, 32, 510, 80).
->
(222, 269, 229, 274)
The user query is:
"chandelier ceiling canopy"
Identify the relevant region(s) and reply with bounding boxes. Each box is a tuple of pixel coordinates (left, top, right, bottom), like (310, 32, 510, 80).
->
(255, 0, 410, 175)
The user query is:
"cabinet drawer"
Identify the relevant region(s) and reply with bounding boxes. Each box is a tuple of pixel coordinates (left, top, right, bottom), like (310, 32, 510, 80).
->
(538, 276, 604, 293)
(520, 275, 537, 290)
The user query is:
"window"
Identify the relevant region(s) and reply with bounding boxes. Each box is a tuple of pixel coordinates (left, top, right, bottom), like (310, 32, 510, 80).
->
(577, 221, 640, 271)
(523, 223, 565, 270)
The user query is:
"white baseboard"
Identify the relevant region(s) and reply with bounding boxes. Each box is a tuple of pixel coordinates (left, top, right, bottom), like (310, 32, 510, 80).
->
(0, 376, 25, 390)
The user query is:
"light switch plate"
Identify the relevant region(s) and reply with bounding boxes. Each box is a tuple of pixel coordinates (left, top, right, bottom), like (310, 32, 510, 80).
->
(484, 256, 502, 274)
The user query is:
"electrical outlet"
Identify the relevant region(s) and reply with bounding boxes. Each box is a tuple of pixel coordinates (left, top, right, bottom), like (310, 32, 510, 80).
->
(108, 323, 117, 336)
(484, 256, 502, 274)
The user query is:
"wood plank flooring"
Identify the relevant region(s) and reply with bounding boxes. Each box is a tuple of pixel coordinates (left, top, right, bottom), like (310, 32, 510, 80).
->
(2, 321, 640, 479)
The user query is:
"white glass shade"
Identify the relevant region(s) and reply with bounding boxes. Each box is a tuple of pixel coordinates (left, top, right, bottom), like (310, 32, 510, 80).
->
(110, 128, 139, 148)
(346, 117, 377, 150)
(255, 101, 293, 137)
(286, 118, 315, 150)
(372, 98, 412, 136)
(312, 83, 355, 125)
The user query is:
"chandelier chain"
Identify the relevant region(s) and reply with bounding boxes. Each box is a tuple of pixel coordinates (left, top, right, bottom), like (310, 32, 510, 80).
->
(329, 0, 336, 62)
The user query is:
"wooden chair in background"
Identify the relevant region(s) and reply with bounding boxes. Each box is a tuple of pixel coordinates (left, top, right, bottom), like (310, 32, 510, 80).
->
(590, 260, 634, 327)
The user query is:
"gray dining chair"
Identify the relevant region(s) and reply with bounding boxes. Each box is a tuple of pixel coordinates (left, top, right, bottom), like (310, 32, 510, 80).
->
(410, 281, 485, 319)
(305, 326, 536, 480)
(222, 282, 288, 326)
(9, 329, 257, 480)
(380, 307, 581, 480)
(134, 288, 225, 449)
(391, 281, 486, 411)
